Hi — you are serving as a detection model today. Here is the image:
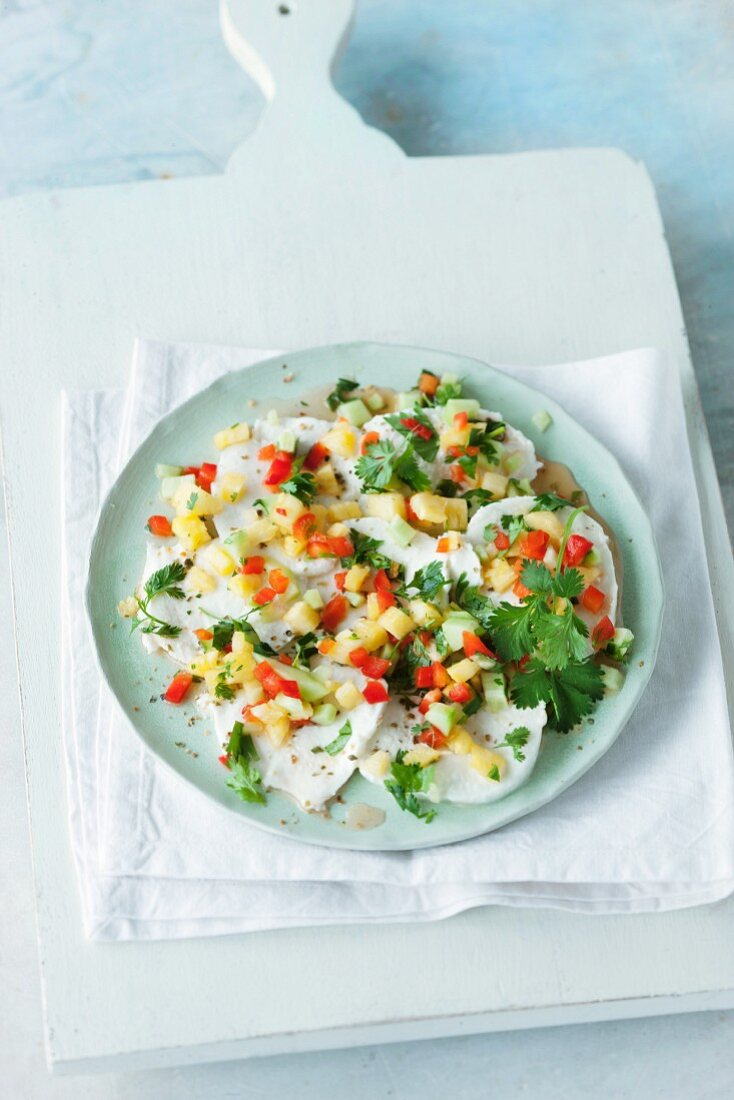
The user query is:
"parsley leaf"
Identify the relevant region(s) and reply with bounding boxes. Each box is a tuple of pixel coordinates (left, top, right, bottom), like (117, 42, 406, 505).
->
(511, 659, 605, 732)
(402, 561, 448, 602)
(493, 725, 531, 761)
(326, 377, 358, 412)
(214, 678, 235, 701)
(384, 409, 439, 462)
(384, 750, 437, 822)
(280, 470, 317, 505)
(341, 530, 391, 570)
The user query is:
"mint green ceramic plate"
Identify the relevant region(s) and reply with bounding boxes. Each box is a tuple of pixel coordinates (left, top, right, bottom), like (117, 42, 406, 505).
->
(86, 341, 663, 850)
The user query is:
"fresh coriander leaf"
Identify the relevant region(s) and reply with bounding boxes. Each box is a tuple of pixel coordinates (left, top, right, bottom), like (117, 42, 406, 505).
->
(394, 446, 431, 492)
(494, 725, 531, 761)
(139, 619, 182, 638)
(384, 750, 437, 823)
(355, 439, 399, 491)
(434, 379, 462, 406)
(463, 488, 496, 513)
(214, 678, 235, 701)
(292, 632, 318, 667)
(323, 720, 352, 756)
(461, 693, 484, 718)
(226, 720, 244, 758)
(326, 377, 358, 412)
(535, 609, 589, 669)
(253, 497, 270, 514)
(488, 602, 535, 661)
(511, 658, 604, 732)
(500, 513, 527, 547)
(458, 452, 478, 479)
(280, 470, 317, 505)
(405, 562, 448, 602)
(488, 763, 501, 782)
(453, 573, 495, 632)
(385, 409, 439, 462)
(342, 530, 391, 570)
(551, 567, 584, 601)
(411, 722, 430, 734)
(531, 492, 574, 512)
(435, 478, 459, 497)
(226, 740, 266, 805)
(468, 425, 502, 465)
(519, 560, 554, 596)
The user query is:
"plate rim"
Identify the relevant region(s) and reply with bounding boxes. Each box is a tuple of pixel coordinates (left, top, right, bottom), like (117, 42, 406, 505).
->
(84, 339, 665, 851)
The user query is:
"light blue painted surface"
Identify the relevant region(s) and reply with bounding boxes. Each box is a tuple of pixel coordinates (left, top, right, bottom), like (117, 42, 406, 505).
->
(1, 1, 733, 1095)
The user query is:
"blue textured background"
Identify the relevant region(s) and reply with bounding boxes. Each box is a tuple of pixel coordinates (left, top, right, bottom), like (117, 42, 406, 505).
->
(1, 3, 733, 1097)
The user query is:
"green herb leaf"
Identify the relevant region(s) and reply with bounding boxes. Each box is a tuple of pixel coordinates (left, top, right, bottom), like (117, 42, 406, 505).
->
(186, 491, 199, 511)
(511, 659, 605, 732)
(341, 530, 391, 570)
(384, 750, 436, 822)
(488, 763, 501, 782)
(226, 735, 266, 804)
(531, 492, 574, 512)
(385, 409, 439, 462)
(323, 720, 352, 756)
(133, 561, 188, 638)
(280, 470, 317, 505)
(493, 725, 531, 761)
(394, 446, 431, 492)
(326, 377, 358, 412)
(402, 561, 449, 603)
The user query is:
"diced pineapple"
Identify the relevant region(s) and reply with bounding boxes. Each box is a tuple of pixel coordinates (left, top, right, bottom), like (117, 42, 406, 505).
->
(345, 591, 366, 608)
(117, 595, 139, 618)
(281, 535, 306, 558)
(377, 606, 415, 641)
(353, 618, 389, 651)
(213, 421, 251, 449)
(314, 464, 339, 496)
(576, 564, 602, 586)
(217, 471, 247, 504)
(228, 573, 260, 599)
(481, 471, 509, 497)
(241, 680, 265, 706)
(189, 649, 220, 674)
(364, 492, 407, 521)
(366, 593, 381, 620)
(525, 510, 564, 545)
(267, 718, 292, 748)
(172, 483, 222, 517)
(403, 744, 441, 767)
(327, 522, 350, 539)
(247, 517, 278, 544)
(283, 600, 321, 636)
(409, 600, 442, 628)
(276, 694, 314, 721)
(439, 425, 471, 450)
(271, 493, 305, 530)
(344, 564, 370, 592)
(208, 546, 236, 577)
(410, 492, 448, 525)
(444, 498, 468, 531)
(448, 658, 480, 683)
(485, 557, 516, 593)
(447, 726, 475, 755)
(327, 501, 362, 522)
(320, 426, 357, 458)
(231, 631, 254, 658)
(470, 744, 507, 780)
(361, 749, 391, 778)
(172, 514, 211, 552)
(310, 503, 329, 528)
(334, 681, 364, 709)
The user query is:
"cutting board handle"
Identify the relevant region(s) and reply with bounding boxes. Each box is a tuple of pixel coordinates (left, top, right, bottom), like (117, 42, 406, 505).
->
(221, 0, 401, 165)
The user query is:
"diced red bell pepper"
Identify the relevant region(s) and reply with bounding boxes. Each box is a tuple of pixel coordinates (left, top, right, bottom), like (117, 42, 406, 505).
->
(437, 536, 452, 553)
(494, 530, 510, 551)
(349, 646, 369, 668)
(419, 688, 443, 715)
(327, 535, 354, 558)
(418, 371, 439, 396)
(218, 754, 230, 767)
(362, 656, 391, 679)
(182, 465, 200, 477)
(462, 631, 494, 659)
(360, 431, 380, 455)
(405, 498, 420, 524)
(253, 586, 276, 605)
(306, 533, 334, 558)
(164, 671, 193, 705)
(519, 529, 550, 560)
(293, 512, 318, 541)
(453, 411, 469, 430)
(268, 569, 290, 594)
(241, 555, 266, 575)
(278, 654, 293, 665)
(592, 615, 615, 649)
(254, 661, 300, 700)
(581, 585, 605, 615)
(512, 558, 532, 599)
(197, 462, 217, 492)
(333, 570, 347, 591)
(446, 682, 473, 704)
(373, 568, 392, 592)
(303, 441, 329, 471)
(363, 681, 389, 704)
(400, 416, 433, 441)
(321, 594, 348, 632)
(194, 628, 213, 642)
(450, 464, 466, 484)
(257, 443, 277, 461)
(415, 665, 435, 689)
(264, 451, 294, 487)
(419, 727, 448, 749)
(278, 678, 301, 699)
(376, 588, 396, 612)
(431, 661, 450, 689)
(563, 533, 594, 568)
(147, 514, 173, 537)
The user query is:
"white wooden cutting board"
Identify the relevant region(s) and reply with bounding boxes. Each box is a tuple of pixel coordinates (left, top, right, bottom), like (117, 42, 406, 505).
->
(1, 0, 733, 1074)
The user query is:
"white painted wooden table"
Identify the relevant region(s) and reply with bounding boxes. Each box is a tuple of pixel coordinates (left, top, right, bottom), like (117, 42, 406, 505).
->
(1, 0, 733, 1078)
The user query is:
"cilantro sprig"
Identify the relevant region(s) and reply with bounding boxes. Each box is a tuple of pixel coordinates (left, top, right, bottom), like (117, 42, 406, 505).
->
(341, 530, 391, 570)
(384, 409, 439, 462)
(132, 561, 187, 638)
(384, 750, 436, 823)
(280, 468, 317, 505)
(398, 561, 449, 603)
(355, 438, 430, 494)
(493, 726, 531, 761)
(224, 722, 266, 804)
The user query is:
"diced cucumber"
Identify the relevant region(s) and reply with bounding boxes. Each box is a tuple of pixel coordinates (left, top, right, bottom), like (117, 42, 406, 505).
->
(481, 671, 507, 713)
(160, 473, 195, 502)
(275, 693, 313, 720)
(442, 611, 481, 651)
(584, 548, 601, 566)
(254, 496, 272, 514)
(278, 429, 296, 453)
(270, 660, 330, 702)
(388, 514, 416, 547)
(473, 653, 499, 671)
(303, 588, 325, 610)
(441, 372, 460, 385)
(155, 463, 183, 479)
(503, 452, 525, 476)
(602, 666, 625, 693)
(531, 409, 553, 433)
(366, 391, 384, 411)
(606, 627, 634, 662)
(425, 701, 462, 736)
(266, 408, 279, 426)
(223, 529, 249, 558)
(507, 477, 533, 497)
(336, 398, 371, 427)
(312, 664, 332, 684)
(311, 703, 338, 726)
(443, 398, 481, 424)
(396, 390, 423, 410)
(345, 591, 366, 607)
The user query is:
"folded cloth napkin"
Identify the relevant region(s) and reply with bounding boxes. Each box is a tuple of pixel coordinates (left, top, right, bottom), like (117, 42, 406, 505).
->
(62, 340, 734, 940)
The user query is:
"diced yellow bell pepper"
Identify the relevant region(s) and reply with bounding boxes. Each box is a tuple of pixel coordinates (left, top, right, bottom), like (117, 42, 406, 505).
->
(228, 573, 260, 599)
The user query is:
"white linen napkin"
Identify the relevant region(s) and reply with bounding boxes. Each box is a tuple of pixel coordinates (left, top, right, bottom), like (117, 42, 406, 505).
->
(62, 340, 734, 940)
